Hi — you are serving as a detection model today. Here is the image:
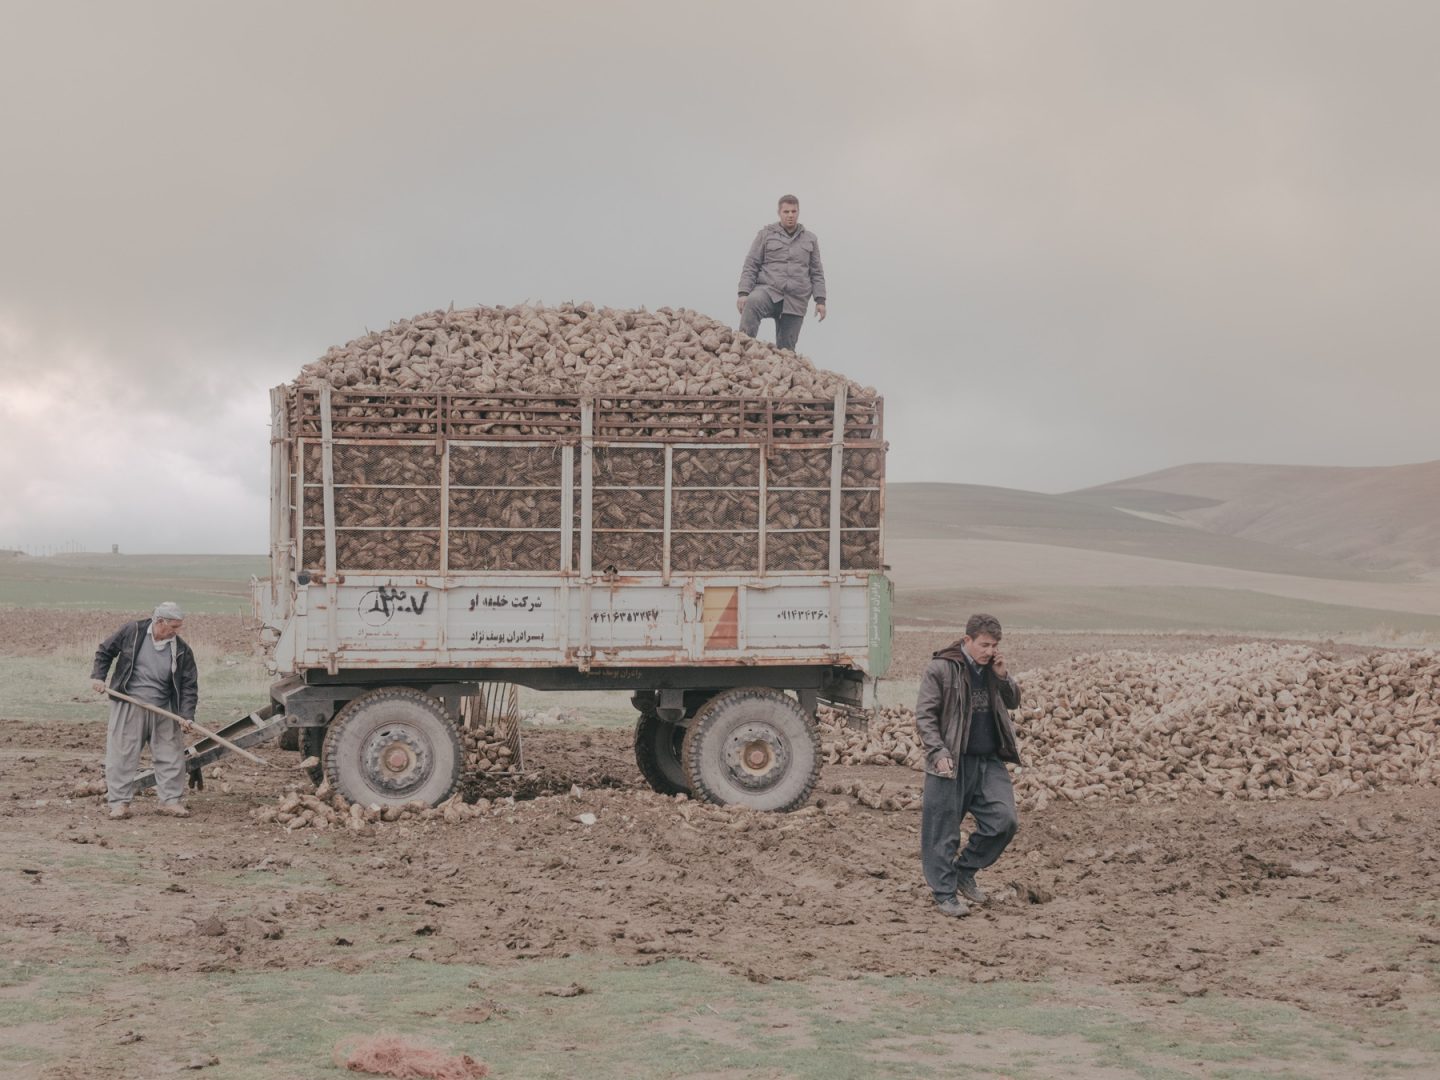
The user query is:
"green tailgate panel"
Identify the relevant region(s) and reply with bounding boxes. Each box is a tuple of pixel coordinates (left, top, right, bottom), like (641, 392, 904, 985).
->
(867, 573, 893, 678)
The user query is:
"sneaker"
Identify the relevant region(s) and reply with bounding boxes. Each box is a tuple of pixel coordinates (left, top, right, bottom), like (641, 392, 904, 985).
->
(155, 803, 191, 818)
(957, 871, 987, 904)
(108, 804, 131, 820)
(935, 896, 970, 918)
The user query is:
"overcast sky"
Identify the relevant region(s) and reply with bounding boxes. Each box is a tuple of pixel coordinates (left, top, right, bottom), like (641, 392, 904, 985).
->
(2, 0, 1436, 554)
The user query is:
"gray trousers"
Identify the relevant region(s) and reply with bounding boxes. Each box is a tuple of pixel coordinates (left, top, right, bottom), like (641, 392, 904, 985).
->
(920, 755, 1018, 902)
(106, 699, 187, 806)
(739, 292, 805, 352)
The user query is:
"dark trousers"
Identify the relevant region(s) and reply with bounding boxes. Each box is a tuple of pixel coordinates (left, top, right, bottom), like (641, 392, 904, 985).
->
(920, 755, 1018, 902)
(739, 292, 805, 352)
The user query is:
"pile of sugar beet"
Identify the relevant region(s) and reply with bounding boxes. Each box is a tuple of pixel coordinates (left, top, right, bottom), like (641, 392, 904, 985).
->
(296, 302, 874, 400)
(819, 643, 1440, 808)
(289, 302, 882, 574)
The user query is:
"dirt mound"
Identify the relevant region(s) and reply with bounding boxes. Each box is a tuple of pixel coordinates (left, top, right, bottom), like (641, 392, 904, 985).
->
(297, 302, 873, 400)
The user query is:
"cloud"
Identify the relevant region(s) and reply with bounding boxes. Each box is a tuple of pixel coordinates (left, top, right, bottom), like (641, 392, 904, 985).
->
(1, 1, 1437, 549)
(0, 312, 270, 552)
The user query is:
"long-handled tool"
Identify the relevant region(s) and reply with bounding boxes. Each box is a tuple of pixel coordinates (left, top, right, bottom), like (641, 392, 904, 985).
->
(104, 687, 274, 768)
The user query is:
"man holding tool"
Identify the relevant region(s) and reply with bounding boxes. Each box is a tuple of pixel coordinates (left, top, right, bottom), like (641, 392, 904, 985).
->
(91, 601, 199, 819)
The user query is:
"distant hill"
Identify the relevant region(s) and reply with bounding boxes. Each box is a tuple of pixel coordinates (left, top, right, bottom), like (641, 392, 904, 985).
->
(884, 482, 1399, 581)
(1071, 461, 1440, 574)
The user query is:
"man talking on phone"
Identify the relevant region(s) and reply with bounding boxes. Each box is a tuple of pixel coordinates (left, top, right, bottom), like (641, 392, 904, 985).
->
(914, 613, 1023, 917)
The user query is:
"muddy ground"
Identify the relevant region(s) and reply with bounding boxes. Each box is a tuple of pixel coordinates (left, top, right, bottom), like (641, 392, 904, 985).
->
(2, 618, 1438, 1077)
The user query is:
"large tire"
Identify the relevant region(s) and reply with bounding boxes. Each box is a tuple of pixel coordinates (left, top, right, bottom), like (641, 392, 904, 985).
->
(322, 688, 462, 808)
(634, 710, 690, 796)
(682, 688, 820, 812)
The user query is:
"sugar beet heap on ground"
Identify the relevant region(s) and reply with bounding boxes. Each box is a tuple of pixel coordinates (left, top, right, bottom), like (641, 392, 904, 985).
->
(821, 643, 1440, 807)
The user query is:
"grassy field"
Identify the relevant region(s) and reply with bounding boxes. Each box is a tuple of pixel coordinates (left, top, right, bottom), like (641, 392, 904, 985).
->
(3, 556, 1439, 1078)
(895, 583, 1440, 640)
(0, 644, 272, 727)
(2, 940, 1430, 1079)
(0, 553, 266, 614)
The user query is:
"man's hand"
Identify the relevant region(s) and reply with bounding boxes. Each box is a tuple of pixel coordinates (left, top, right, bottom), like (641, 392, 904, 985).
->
(91, 679, 107, 694)
(736, 295, 747, 316)
(180, 719, 195, 734)
(992, 651, 1007, 679)
(934, 754, 953, 776)
(815, 302, 827, 322)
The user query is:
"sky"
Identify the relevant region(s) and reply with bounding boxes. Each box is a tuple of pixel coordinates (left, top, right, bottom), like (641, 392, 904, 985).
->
(1, 0, 1436, 554)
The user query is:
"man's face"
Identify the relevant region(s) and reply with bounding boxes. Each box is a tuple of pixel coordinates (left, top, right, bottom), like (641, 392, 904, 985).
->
(965, 633, 1000, 665)
(778, 202, 799, 229)
(153, 618, 183, 642)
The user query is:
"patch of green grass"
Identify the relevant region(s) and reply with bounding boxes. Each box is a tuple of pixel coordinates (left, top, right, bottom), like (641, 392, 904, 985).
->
(519, 681, 923, 732)
(0, 956, 44, 990)
(0, 644, 271, 724)
(5, 956, 1434, 1080)
(0, 553, 265, 613)
(519, 688, 641, 729)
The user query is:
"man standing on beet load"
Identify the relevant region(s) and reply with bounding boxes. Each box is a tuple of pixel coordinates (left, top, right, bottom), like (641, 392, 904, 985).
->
(736, 194, 827, 352)
(915, 614, 1023, 917)
(90, 602, 199, 820)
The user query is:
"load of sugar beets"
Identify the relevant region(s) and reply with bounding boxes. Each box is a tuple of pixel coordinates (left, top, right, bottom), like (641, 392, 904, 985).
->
(289, 302, 883, 572)
(260, 301, 884, 821)
(296, 301, 875, 401)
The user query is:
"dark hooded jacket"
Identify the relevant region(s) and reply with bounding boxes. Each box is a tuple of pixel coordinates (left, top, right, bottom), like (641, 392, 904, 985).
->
(91, 618, 199, 721)
(914, 641, 1022, 775)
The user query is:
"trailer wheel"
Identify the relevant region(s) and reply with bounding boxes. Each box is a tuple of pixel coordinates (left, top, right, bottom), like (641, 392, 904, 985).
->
(322, 688, 462, 808)
(633, 710, 690, 796)
(682, 688, 820, 812)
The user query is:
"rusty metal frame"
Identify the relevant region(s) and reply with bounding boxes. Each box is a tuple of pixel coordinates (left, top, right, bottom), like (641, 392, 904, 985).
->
(280, 386, 885, 579)
(827, 387, 847, 652)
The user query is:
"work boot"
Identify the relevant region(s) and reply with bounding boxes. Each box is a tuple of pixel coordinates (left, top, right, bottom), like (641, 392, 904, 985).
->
(155, 803, 191, 818)
(108, 804, 131, 820)
(934, 895, 970, 918)
(956, 870, 987, 904)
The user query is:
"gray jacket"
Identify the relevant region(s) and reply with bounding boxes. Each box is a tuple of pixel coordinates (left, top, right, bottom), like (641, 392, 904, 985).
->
(738, 223, 827, 317)
(914, 651, 1023, 776)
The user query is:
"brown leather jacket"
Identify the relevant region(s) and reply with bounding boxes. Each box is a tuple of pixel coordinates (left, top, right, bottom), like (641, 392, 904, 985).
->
(914, 644, 1022, 776)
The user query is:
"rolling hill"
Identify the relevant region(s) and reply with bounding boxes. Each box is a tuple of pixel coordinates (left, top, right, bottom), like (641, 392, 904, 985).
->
(884, 482, 1403, 581)
(1071, 461, 1440, 574)
(883, 472, 1440, 634)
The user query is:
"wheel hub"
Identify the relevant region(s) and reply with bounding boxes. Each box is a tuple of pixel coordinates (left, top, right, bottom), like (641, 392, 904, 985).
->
(360, 726, 433, 796)
(742, 742, 772, 770)
(722, 722, 790, 792)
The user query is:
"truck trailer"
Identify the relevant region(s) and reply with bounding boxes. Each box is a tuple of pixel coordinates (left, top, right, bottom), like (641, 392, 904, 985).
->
(250, 384, 891, 812)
